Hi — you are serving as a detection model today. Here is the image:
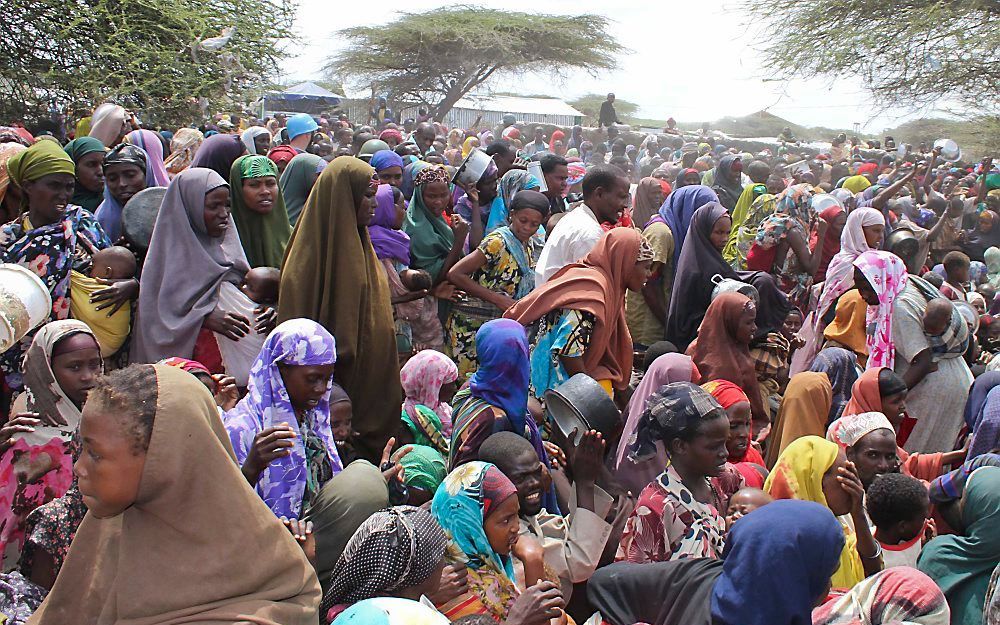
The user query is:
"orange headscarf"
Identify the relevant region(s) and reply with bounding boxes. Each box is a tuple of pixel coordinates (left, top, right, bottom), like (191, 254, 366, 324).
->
(842, 366, 882, 416)
(505, 228, 640, 389)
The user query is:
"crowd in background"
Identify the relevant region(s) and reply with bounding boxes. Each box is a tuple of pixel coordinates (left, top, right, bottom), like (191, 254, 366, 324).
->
(0, 95, 999, 625)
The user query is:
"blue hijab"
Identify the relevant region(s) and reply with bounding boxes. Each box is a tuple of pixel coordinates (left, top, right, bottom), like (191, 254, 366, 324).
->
(964, 372, 1000, 430)
(469, 319, 530, 431)
(711, 500, 844, 625)
(658, 184, 719, 267)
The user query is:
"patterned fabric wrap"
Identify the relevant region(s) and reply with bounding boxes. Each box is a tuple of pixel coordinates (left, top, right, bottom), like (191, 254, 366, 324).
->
(413, 165, 450, 187)
(223, 318, 343, 518)
(853, 250, 909, 369)
(238, 154, 278, 179)
(826, 411, 895, 449)
(808, 347, 861, 425)
(400, 349, 459, 437)
(631, 381, 726, 461)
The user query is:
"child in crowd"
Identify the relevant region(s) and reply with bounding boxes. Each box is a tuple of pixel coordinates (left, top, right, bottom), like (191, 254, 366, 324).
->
(69, 245, 137, 358)
(329, 383, 357, 464)
(922, 298, 970, 361)
(724, 487, 773, 532)
(867, 473, 934, 568)
(939, 250, 971, 301)
(241, 266, 281, 307)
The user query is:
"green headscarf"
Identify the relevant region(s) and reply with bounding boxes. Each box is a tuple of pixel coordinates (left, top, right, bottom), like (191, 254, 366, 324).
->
(917, 466, 1000, 625)
(724, 183, 768, 264)
(402, 162, 454, 282)
(984, 172, 1000, 192)
(7, 140, 75, 208)
(63, 137, 107, 212)
(228, 154, 292, 268)
(400, 444, 447, 491)
(279, 153, 323, 226)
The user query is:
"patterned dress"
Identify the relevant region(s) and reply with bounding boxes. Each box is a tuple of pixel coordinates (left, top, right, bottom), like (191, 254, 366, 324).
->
(616, 462, 742, 563)
(446, 230, 533, 379)
(528, 309, 596, 398)
(0, 207, 110, 392)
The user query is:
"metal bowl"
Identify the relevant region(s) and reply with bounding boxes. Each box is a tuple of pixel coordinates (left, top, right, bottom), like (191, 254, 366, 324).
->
(933, 138, 961, 162)
(711, 274, 759, 306)
(544, 373, 620, 445)
(122, 186, 166, 251)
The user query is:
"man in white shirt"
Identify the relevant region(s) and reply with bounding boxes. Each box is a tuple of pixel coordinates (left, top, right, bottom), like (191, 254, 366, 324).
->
(535, 165, 631, 283)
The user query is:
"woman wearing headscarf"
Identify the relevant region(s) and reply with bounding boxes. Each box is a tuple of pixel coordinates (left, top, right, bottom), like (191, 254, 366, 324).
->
(766, 436, 880, 591)
(686, 291, 769, 426)
(87, 103, 129, 148)
(505, 228, 652, 398)
(371, 149, 405, 189)
(588, 500, 846, 625)
(400, 349, 459, 454)
(228, 154, 291, 268)
(666, 201, 790, 352)
(919, 466, 1000, 625)
(968, 385, 1000, 459)
(709, 155, 745, 211)
(431, 461, 557, 622)
(815, 202, 848, 282)
(489, 169, 542, 232)
(320, 506, 448, 624)
(614, 353, 702, 494)
(190, 132, 245, 180)
(853, 250, 909, 369)
(241, 126, 272, 156)
(95, 143, 149, 242)
(280, 152, 324, 225)
(617, 382, 743, 563)
(808, 347, 860, 425)
(307, 460, 390, 593)
(131, 167, 253, 365)
(631, 177, 668, 229)
(454, 161, 500, 250)
(27, 365, 321, 625)
(0, 143, 28, 223)
(890, 271, 974, 454)
(448, 190, 547, 377)
(125, 128, 170, 187)
(461, 136, 479, 159)
(61, 137, 105, 212)
(723, 186, 773, 267)
(1, 142, 113, 395)
(822, 289, 870, 367)
(224, 319, 342, 519)
(0, 321, 101, 568)
(626, 182, 676, 350)
(278, 157, 401, 461)
(793, 207, 885, 374)
(658, 184, 719, 268)
(813, 566, 950, 625)
(701, 379, 768, 488)
(764, 372, 834, 467)
(163, 127, 204, 178)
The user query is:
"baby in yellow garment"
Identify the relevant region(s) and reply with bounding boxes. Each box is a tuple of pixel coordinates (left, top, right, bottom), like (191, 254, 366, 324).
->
(70, 246, 136, 357)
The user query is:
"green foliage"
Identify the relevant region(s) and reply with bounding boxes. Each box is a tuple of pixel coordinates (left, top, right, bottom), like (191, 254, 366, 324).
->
(0, 0, 293, 128)
(744, 0, 999, 113)
(569, 93, 639, 126)
(326, 6, 625, 119)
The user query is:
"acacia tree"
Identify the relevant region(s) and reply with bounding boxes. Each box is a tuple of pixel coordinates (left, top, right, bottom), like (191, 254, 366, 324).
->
(0, 0, 293, 128)
(744, 0, 999, 115)
(326, 6, 625, 120)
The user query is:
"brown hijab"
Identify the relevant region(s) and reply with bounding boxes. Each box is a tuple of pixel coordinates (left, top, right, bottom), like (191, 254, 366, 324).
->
(686, 292, 767, 423)
(763, 371, 834, 468)
(632, 177, 666, 229)
(28, 365, 320, 624)
(277, 156, 400, 460)
(505, 227, 640, 389)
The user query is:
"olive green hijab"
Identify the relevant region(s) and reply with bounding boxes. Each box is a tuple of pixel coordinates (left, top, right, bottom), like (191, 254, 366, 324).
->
(229, 154, 291, 268)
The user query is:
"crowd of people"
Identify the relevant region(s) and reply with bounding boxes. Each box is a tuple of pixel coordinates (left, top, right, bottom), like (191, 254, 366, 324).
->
(0, 100, 999, 625)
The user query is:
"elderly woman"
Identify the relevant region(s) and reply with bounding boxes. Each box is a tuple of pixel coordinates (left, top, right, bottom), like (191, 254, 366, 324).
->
(131, 167, 272, 367)
(506, 227, 652, 398)
(278, 157, 401, 461)
(0, 142, 123, 396)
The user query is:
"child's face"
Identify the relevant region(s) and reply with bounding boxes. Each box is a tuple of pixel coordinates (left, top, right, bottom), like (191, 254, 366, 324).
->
(923, 311, 949, 336)
(75, 400, 147, 519)
(781, 311, 803, 338)
(330, 401, 353, 442)
(394, 195, 407, 229)
(241, 271, 278, 305)
(725, 490, 772, 531)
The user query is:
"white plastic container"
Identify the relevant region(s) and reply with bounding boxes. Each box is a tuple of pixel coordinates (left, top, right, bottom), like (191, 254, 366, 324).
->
(0, 264, 53, 352)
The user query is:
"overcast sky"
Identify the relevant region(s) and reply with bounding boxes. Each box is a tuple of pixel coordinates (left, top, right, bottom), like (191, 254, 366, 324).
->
(280, 0, 946, 133)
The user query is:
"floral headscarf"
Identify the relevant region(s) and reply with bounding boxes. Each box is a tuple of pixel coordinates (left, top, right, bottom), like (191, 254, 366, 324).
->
(400, 349, 458, 435)
(223, 318, 343, 518)
(853, 250, 909, 369)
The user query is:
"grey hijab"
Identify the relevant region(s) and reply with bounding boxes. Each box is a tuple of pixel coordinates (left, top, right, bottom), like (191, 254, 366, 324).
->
(131, 167, 250, 363)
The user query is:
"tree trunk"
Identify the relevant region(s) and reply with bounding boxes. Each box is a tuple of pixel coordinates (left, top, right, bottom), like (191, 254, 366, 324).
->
(431, 87, 467, 122)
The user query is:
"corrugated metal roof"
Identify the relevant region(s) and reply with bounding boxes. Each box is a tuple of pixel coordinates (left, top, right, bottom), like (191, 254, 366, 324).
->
(453, 94, 583, 117)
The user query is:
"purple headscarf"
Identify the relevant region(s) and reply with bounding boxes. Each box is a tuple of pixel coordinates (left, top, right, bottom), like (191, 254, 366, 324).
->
(127, 129, 170, 186)
(223, 318, 343, 518)
(368, 184, 410, 264)
(469, 319, 530, 433)
(656, 184, 720, 267)
(370, 149, 404, 173)
(190, 133, 244, 180)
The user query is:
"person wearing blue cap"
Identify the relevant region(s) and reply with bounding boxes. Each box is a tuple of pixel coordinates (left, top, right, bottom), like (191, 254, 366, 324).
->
(287, 113, 319, 154)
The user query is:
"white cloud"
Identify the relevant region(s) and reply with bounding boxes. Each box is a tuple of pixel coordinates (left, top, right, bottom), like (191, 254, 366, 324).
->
(280, 0, 947, 132)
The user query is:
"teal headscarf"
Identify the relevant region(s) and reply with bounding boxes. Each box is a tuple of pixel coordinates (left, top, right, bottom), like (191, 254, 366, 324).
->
(402, 162, 454, 282)
(63, 137, 107, 212)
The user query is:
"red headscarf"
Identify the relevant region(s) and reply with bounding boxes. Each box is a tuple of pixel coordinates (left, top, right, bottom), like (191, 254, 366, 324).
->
(856, 162, 879, 177)
(702, 379, 767, 484)
(815, 205, 846, 282)
(267, 145, 297, 167)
